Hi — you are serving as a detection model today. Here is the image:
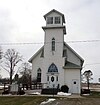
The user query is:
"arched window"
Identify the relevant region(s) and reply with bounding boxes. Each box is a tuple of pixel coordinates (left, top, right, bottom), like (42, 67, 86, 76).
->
(52, 38, 55, 51)
(48, 63, 58, 72)
(37, 68, 41, 82)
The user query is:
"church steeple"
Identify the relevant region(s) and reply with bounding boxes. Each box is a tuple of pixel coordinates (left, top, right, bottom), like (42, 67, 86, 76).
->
(42, 9, 66, 34)
(44, 9, 65, 26)
(42, 9, 66, 57)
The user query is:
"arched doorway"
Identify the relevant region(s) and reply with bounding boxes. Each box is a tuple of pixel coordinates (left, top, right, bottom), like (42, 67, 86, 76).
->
(47, 63, 59, 88)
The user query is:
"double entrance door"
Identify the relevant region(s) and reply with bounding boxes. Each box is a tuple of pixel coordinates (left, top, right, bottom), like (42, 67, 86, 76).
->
(47, 74, 58, 88)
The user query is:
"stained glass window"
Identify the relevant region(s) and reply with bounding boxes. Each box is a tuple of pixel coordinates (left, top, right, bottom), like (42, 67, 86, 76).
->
(48, 63, 58, 72)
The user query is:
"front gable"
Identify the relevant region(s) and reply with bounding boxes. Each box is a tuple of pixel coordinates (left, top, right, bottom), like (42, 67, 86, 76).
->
(63, 42, 84, 67)
(28, 46, 44, 63)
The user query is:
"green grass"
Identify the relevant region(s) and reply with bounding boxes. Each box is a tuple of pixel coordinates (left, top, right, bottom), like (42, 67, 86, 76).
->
(89, 91, 100, 97)
(82, 91, 100, 98)
(0, 96, 48, 105)
(0, 92, 100, 105)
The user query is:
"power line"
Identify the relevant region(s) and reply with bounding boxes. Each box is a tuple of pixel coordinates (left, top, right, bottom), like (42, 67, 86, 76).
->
(85, 63, 100, 65)
(67, 40, 100, 43)
(83, 63, 100, 68)
(0, 42, 43, 45)
(0, 40, 100, 45)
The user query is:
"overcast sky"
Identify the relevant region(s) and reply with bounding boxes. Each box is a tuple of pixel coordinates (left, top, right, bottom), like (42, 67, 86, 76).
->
(0, 0, 100, 82)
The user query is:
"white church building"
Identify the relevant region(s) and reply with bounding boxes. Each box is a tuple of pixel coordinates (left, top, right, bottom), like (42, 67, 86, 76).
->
(29, 9, 84, 94)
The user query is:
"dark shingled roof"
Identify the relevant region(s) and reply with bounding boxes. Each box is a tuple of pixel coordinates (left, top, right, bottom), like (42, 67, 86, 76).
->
(63, 61, 82, 69)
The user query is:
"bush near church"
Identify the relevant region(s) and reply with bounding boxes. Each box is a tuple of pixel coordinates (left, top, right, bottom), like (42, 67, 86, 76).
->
(61, 85, 69, 93)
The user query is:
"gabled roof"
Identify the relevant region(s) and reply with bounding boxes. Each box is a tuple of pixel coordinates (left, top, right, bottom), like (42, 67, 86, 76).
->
(28, 46, 44, 63)
(64, 42, 84, 62)
(44, 9, 65, 23)
(29, 42, 84, 64)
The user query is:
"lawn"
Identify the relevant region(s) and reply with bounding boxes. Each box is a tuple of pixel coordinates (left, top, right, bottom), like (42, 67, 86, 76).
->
(83, 91, 100, 98)
(0, 96, 100, 105)
(0, 96, 48, 105)
(0, 95, 100, 105)
(0, 91, 100, 105)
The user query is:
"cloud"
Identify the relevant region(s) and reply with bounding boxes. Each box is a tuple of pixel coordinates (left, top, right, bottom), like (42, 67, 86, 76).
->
(0, 9, 14, 42)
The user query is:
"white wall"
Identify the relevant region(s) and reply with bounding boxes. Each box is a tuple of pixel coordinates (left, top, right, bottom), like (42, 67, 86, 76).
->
(44, 28, 64, 59)
(64, 69, 81, 93)
(31, 51, 43, 81)
(43, 26, 65, 87)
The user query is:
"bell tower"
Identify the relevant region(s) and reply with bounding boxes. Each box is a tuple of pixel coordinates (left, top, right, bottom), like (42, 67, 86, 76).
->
(42, 9, 66, 88)
(42, 9, 66, 58)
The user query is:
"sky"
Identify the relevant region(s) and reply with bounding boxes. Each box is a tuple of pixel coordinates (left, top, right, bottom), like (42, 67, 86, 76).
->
(0, 0, 100, 82)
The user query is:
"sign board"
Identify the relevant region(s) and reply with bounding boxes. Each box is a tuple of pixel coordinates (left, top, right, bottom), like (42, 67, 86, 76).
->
(10, 83, 18, 92)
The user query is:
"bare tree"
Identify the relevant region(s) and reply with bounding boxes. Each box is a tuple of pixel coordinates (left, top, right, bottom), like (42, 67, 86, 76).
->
(18, 62, 32, 89)
(83, 70, 93, 89)
(2, 49, 22, 84)
(0, 46, 3, 78)
(0, 46, 3, 60)
(19, 62, 31, 76)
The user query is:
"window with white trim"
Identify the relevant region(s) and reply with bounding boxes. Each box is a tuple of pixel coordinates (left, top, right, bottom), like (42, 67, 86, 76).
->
(37, 68, 41, 82)
(48, 63, 58, 72)
(47, 17, 53, 24)
(63, 49, 67, 57)
(55, 17, 60, 24)
(52, 38, 55, 51)
(56, 76, 58, 81)
(47, 76, 49, 81)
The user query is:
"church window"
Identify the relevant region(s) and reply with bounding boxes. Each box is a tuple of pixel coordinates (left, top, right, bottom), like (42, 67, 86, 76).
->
(51, 76, 54, 82)
(56, 76, 58, 81)
(48, 63, 58, 72)
(47, 76, 49, 81)
(52, 38, 55, 51)
(37, 68, 41, 82)
(47, 17, 53, 24)
(63, 49, 67, 57)
(64, 57, 67, 66)
(55, 17, 60, 24)
(40, 49, 44, 57)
